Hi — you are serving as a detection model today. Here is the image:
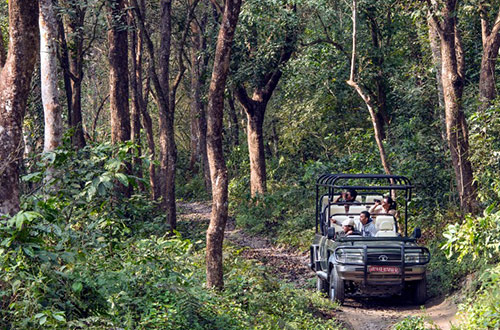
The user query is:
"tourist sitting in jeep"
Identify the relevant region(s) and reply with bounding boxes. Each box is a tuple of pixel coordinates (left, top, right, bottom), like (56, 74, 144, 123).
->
(333, 189, 360, 213)
(337, 218, 361, 238)
(369, 196, 398, 217)
(359, 211, 377, 237)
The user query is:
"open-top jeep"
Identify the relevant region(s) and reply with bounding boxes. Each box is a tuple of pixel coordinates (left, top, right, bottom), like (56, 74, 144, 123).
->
(309, 174, 430, 304)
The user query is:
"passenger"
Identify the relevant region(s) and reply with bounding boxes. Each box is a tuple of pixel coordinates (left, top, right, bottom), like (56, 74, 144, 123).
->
(334, 189, 359, 212)
(337, 219, 361, 238)
(359, 211, 377, 237)
(334, 189, 358, 203)
(369, 196, 397, 217)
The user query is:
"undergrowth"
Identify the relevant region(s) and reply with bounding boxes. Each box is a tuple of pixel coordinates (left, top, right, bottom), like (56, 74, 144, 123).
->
(0, 142, 344, 329)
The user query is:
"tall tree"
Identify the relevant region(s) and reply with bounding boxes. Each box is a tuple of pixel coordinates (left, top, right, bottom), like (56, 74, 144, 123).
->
(40, 0, 63, 154)
(205, 0, 242, 289)
(235, 1, 298, 196)
(133, 0, 193, 229)
(129, 0, 144, 192)
(479, 2, 500, 109)
(346, 0, 392, 177)
(428, 0, 478, 213)
(107, 0, 130, 145)
(158, 0, 177, 229)
(59, 0, 87, 149)
(0, 0, 39, 215)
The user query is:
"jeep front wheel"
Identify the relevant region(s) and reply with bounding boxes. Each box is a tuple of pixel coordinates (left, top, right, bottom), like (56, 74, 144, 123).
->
(329, 266, 345, 304)
(414, 276, 427, 305)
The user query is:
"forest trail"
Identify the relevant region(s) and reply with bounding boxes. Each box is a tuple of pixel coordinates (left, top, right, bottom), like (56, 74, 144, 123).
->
(178, 201, 459, 330)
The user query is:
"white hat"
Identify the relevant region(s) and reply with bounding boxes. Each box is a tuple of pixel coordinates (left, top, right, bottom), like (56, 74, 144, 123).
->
(342, 218, 355, 227)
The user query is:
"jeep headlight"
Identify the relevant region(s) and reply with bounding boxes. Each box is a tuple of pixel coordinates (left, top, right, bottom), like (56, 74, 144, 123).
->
(335, 249, 364, 264)
(405, 249, 430, 264)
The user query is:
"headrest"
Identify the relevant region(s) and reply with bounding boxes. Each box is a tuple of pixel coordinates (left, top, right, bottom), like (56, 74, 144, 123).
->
(379, 221, 393, 231)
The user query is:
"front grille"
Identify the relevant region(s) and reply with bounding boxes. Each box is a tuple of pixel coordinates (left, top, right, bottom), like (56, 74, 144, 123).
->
(367, 253, 401, 263)
(366, 248, 401, 265)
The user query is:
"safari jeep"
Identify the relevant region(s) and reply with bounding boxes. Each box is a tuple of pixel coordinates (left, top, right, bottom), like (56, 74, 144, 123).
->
(309, 174, 430, 304)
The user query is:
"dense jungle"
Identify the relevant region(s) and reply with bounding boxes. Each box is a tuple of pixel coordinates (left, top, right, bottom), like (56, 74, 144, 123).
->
(0, 0, 500, 328)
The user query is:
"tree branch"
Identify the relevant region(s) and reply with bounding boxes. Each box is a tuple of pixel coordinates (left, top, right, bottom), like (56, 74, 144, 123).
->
(235, 84, 254, 115)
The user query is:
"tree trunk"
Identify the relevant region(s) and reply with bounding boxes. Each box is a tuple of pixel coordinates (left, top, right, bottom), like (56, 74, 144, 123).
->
(429, 0, 478, 213)
(108, 0, 130, 144)
(0, 26, 6, 68)
(140, 85, 159, 200)
(56, 15, 73, 127)
(0, 0, 39, 215)
(206, 0, 242, 290)
(246, 105, 266, 195)
(157, 0, 177, 231)
(234, 9, 296, 197)
(428, 17, 447, 147)
(129, 5, 144, 192)
(40, 0, 63, 153)
(479, 5, 500, 109)
(66, 1, 86, 149)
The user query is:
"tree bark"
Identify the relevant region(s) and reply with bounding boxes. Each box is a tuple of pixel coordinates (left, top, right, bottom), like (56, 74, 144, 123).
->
(0, 0, 39, 215)
(40, 0, 63, 153)
(479, 4, 500, 109)
(157, 0, 178, 231)
(0, 27, 6, 68)
(107, 0, 130, 144)
(428, 17, 447, 147)
(205, 0, 242, 290)
(65, 0, 87, 149)
(428, 0, 478, 213)
(56, 15, 73, 127)
(243, 101, 267, 196)
(140, 82, 159, 200)
(129, 3, 144, 192)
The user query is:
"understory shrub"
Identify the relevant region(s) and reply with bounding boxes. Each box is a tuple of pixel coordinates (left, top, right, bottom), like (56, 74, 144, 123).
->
(442, 207, 500, 329)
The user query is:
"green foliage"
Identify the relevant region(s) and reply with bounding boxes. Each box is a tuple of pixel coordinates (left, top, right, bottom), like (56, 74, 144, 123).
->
(441, 205, 500, 329)
(456, 264, 500, 330)
(218, 246, 343, 329)
(469, 101, 500, 205)
(392, 315, 439, 330)
(442, 208, 500, 263)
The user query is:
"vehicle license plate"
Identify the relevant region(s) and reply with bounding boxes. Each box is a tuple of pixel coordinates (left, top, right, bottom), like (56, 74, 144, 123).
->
(368, 266, 400, 274)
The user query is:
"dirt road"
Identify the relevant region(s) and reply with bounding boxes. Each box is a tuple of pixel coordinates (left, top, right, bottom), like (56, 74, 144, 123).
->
(179, 201, 458, 330)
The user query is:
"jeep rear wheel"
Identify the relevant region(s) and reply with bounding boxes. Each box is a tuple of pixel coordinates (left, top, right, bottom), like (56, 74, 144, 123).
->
(329, 266, 344, 304)
(414, 276, 427, 305)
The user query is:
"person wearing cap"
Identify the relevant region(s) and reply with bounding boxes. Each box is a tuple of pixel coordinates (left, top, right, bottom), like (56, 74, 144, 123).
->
(337, 218, 361, 238)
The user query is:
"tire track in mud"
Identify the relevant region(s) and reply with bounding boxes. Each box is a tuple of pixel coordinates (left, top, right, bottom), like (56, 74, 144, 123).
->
(178, 201, 458, 330)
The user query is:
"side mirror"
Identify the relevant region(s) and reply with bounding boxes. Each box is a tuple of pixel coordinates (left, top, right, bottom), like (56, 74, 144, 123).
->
(327, 227, 336, 240)
(412, 227, 421, 239)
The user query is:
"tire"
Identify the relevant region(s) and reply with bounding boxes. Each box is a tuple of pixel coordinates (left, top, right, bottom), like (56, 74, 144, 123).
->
(317, 276, 328, 293)
(414, 276, 427, 305)
(329, 266, 345, 304)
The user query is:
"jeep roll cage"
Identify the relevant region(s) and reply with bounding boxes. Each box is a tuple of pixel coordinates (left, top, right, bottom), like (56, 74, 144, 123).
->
(315, 173, 414, 237)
